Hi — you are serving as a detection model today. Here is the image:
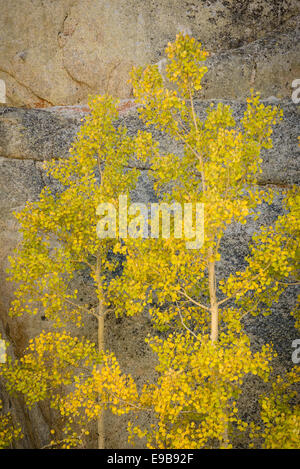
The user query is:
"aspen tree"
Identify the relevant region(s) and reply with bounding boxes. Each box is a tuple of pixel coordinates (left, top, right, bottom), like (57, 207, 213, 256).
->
(1, 95, 144, 448)
(109, 33, 299, 448)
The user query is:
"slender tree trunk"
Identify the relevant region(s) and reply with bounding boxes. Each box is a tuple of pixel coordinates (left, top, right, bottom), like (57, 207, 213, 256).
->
(208, 247, 218, 343)
(97, 312, 105, 449)
(96, 255, 105, 449)
(208, 246, 229, 446)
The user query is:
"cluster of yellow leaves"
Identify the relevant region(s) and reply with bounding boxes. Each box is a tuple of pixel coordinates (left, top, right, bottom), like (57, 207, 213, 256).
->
(165, 33, 208, 95)
(0, 400, 22, 449)
(56, 353, 138, 423)
(127, 328, 273, 449)
(221, 186, 300, 319)
(1, 332, 101, 408)
(7, 94, 143, 327)
(252, 368, 300, 449)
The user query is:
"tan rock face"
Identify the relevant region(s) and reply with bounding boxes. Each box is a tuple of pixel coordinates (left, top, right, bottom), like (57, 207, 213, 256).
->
(203, 29, 300, 100)
(0, 0, 299, 106)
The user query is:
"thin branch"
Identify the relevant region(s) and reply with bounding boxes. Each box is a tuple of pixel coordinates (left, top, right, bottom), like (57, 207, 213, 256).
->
(176, 303, 200, 340)
(178, 289, 209, 311)
(217, 261, 273, 307)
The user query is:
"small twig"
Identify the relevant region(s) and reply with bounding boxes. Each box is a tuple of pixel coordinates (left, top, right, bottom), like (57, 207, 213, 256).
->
(178, 289, 209, 311)
(176, 304, 200, 341)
